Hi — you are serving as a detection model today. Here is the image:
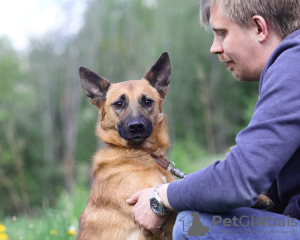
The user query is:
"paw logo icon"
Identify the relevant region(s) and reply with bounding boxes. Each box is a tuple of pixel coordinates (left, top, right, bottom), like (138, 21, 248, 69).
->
(256, 216, 266, 227)
(179, 212, 210, 238)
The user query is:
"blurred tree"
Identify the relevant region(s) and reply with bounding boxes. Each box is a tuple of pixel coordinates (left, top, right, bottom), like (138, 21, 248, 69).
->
(28, 34, 84, 196)
(0, 38, 32, 214)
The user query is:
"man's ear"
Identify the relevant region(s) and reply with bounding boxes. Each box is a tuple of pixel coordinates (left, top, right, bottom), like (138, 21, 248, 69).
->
(143, 52, 171, 98)
(79, 67, 110, 107)
(252, 15, 268, 43)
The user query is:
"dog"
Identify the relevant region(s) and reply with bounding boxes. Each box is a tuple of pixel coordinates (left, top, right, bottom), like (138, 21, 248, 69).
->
(77, 52, 176, 240)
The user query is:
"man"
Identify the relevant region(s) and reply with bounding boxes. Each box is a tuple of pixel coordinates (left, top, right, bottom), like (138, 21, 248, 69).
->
(127, 0, 300, 239)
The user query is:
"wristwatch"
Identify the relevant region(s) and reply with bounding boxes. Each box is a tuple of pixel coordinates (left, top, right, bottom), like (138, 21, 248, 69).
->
(150, 184, 168, 216)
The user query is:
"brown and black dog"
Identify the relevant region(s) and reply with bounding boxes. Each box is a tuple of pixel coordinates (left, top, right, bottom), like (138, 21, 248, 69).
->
(77, 52, 176, 240)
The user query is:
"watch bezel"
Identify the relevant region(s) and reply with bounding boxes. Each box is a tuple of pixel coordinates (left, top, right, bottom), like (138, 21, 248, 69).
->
(150, 196, 164, 215)
(150, 184, 167, 216)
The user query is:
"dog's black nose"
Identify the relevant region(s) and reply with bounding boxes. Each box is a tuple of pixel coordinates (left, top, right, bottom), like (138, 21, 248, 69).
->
(128, 119, 145, 134)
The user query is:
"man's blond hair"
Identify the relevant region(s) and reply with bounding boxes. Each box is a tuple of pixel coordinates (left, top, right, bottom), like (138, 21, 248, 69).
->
(200, 0, 300, 38)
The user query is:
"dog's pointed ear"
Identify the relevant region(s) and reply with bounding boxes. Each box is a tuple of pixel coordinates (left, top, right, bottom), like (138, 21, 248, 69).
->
(143, 52, 171, 98)
(79, 67, 111, 107)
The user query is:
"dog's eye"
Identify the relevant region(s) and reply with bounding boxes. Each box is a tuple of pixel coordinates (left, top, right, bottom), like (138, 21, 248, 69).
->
(114, 101, 124, 108)
(144, 99, 153, 107)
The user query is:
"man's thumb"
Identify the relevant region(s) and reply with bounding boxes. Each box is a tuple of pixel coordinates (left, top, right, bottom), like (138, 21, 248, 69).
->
(126, 191, 141, 205)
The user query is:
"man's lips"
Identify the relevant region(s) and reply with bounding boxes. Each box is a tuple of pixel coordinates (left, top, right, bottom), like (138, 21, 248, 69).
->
(221, 60, 233, 67)
(219, 57, 233, 67)
(225, 61, 232, 67)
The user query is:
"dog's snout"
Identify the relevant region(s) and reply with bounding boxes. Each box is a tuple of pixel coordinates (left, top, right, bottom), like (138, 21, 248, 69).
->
(128, 119, 145, 133)
(118, 118, 152, 142)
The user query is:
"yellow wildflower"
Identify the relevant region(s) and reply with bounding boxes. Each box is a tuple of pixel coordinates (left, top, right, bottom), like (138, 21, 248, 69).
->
(0, 224, 5, 233)
(0, 232, 8, 240)
(68, 226, 76, 236)
(49, 229, 58, 235)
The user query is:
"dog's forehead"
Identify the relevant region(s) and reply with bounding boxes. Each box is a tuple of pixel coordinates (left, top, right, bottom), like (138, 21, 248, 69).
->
(107, 79, 158, 100)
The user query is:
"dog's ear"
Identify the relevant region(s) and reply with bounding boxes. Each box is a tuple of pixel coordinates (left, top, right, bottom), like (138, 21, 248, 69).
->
(79, 67, 110, 106)
(143, 52, 171, 98)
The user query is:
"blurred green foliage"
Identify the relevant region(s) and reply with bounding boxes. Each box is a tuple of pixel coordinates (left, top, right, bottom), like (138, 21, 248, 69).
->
(2, 186, 89, 240)
(0, 0, 259, 218)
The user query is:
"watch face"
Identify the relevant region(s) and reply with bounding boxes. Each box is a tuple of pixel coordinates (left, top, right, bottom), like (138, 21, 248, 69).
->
(150, 198, 162, 214)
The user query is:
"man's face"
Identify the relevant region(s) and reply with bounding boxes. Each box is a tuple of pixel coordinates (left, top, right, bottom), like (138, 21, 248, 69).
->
(209, 4, 262, 81)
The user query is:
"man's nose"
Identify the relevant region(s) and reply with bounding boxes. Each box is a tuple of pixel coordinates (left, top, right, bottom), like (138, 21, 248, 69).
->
(210, 37, 223, 54)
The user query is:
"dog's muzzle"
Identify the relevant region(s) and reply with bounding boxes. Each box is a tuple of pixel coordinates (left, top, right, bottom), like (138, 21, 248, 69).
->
(118, 118, 153, 142)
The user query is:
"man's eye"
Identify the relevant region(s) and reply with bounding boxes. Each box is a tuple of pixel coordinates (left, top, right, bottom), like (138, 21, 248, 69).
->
(144, 99, 153, 106)
(114, 101, 123, 108)
(217, 31, 226, 37)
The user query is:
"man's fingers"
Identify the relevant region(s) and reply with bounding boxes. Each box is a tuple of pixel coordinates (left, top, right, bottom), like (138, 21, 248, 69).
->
(126, 191, 141, 205)
(132, 214, 153, 238)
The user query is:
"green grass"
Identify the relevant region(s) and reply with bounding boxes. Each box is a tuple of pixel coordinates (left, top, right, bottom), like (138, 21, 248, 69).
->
(1, 187, 89, 240)
(0, 143, 225, 240)
(4, 211, 74, 240)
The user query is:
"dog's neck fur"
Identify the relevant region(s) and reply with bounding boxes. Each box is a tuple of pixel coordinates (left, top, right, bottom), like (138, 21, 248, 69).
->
(96, 114, 170, 160)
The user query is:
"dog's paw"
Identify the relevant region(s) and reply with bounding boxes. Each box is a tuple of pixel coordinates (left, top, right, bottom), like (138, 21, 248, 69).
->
(252, 193, 274, 210)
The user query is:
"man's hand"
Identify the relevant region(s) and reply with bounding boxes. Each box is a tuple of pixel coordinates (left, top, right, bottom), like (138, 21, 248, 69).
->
(126, 187, 170, 238)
